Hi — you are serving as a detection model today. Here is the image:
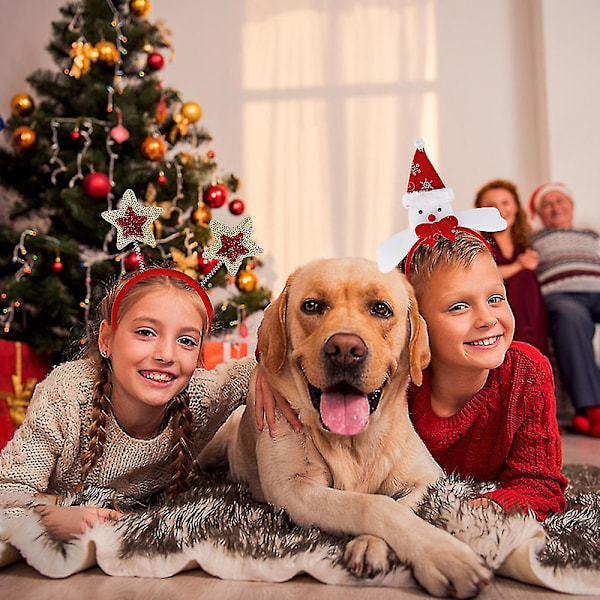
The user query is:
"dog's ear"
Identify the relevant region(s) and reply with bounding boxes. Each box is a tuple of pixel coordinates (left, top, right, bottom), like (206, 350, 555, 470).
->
(257, 273, 294, 373)
(406, 286, 430, 387)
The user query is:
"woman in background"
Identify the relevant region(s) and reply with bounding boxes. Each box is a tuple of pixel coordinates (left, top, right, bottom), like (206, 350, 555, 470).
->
(475, 179, 549, 355)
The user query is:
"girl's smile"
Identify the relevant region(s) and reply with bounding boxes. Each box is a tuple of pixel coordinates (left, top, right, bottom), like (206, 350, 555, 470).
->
(99, 287, 205, 437)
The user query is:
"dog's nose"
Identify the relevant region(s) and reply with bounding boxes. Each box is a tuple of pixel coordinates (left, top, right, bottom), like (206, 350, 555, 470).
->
(324, 334, 368, 368)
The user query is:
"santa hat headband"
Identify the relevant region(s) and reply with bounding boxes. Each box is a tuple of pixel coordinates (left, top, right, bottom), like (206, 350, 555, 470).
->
(376, 138, 506, 276)
(402, 138, 454, 208)
(528, 182, 573, 218)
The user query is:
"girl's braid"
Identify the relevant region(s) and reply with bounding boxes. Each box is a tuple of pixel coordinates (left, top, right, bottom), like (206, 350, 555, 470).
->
(75, 358, 112, 492)
(165, 389, 195, 499)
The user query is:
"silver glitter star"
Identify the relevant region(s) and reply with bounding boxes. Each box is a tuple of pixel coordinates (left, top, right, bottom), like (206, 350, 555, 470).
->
(203, 217, 263, 276)
(101, 189, 163, 250)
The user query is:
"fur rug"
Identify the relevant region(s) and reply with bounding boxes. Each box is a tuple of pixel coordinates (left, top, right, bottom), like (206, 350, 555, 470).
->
(0, 465, 599, 594)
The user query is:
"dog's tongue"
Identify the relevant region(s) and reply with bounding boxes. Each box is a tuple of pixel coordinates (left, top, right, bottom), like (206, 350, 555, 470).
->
(320, 389, 370, 436)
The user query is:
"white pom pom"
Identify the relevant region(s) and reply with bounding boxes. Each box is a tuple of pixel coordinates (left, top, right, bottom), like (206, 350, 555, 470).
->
(414, 137, 425, 150)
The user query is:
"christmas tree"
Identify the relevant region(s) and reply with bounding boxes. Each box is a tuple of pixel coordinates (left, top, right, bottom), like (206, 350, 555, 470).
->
(0, 0, 271, 359)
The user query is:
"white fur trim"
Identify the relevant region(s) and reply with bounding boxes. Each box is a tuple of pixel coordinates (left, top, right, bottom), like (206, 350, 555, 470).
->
(402, 187, 454, 207)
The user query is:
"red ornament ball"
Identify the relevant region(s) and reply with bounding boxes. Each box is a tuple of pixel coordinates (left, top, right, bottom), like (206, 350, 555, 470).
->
(228, 198, 245, 216)
(124, 251, 143, 271)
(157, 173, 167, 185)
(203, 184, 228, 209)
(207, 150, 215, 159)
(83, 172, 112, 199)
(147, 52, 165, 71)
(70, 129, 81, 141)
(198, 257, 220, 275)
(51, 259, 64, 273)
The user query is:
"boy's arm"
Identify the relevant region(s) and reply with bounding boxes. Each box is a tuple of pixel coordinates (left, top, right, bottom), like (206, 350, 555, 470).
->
(480, 358, 567, 521)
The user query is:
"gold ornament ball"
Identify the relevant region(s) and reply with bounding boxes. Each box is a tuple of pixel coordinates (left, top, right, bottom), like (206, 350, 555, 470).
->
(181, 101, 202, 124)
(95, 41, 119, 67)
(11, 126, 37, 151)
(141, 136, 167, 161)
(11, 93, 35, 118)
(191, 203, 212, 226)
(236, 269, 258, 293)
(130, 0, 151, 17)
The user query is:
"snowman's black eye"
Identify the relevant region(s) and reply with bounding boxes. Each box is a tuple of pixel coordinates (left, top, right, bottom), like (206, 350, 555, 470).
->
(418, 209, 423, 214)
(437, 207, 442, 212)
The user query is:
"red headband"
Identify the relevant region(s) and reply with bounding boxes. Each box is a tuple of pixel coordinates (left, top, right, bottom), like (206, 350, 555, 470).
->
(403, 217, 492, 279)
(111, 268, 214, 332)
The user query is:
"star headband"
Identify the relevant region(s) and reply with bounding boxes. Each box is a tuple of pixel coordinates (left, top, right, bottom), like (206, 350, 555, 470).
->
(102, 189, 264, 330)
(110, 268, 214, 332)
(376, 138, 507, 277)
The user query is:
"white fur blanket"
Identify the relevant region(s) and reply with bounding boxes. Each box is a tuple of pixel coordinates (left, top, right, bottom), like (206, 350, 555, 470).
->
(0, 465, 598, 594)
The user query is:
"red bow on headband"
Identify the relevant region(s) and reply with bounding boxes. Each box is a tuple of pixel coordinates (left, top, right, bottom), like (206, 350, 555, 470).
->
(414, 215, 459, 248)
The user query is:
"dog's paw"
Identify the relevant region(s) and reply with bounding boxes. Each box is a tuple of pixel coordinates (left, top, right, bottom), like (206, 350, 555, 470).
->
(343, 534, 399, 578)
(412, 537, 492, 598)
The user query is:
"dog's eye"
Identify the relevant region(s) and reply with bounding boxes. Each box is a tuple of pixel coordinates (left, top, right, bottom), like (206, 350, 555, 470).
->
(370, 302, 393, 318)
(301, 299, 324, 314)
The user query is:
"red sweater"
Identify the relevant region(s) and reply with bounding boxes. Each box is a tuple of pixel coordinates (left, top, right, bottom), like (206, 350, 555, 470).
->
(408, 341, 567, 521)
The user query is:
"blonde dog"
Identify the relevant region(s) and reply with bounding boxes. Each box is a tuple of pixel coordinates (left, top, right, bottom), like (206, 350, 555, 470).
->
(199, 258, 491, 597)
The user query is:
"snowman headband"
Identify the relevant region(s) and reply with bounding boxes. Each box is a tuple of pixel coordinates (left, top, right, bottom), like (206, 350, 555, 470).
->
(376, 138, 507, 278)
(101, 189, 263, 331)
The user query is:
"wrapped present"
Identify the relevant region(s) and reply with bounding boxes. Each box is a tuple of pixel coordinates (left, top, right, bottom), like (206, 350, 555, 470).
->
(202, 340, 248, 370)
(0, 341, 52, 444)
(0, 398, 14, 450)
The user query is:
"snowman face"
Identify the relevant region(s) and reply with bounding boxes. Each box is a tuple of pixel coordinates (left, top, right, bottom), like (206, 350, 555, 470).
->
(408, 202, 454, 228)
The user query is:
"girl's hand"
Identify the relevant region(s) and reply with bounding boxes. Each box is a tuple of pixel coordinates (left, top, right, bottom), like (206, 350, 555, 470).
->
(34, 504, 123, 542)
(517, 249, 540, 271)
(469, 497, 503, 512)
(254, 364, 302, 437)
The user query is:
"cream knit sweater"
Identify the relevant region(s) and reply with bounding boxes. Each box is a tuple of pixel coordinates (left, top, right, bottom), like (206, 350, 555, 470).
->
(0, 356, 255, 508)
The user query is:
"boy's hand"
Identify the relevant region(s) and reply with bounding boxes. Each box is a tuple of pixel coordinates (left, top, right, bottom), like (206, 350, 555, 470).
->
(469, 497, 503, 512)
(34, 504, 123, 542)
(254, 364, 302, 437)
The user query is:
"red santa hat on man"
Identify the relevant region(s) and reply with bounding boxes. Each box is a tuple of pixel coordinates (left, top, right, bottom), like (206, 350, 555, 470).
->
(528, 182, 573, 219)
(402, 137, 454, 208)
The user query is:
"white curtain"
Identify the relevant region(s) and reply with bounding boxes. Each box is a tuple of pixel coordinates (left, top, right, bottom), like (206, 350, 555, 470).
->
(241, 0, 439, 293)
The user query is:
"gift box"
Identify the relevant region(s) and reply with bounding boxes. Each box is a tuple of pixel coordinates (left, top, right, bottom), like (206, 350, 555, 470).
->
(0, 399, 14, 450)
(202, 340, 248, 370)
(0, 340, 52, 449)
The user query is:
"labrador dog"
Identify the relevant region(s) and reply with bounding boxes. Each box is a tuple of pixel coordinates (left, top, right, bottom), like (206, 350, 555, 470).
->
(199, 258, 491, 597)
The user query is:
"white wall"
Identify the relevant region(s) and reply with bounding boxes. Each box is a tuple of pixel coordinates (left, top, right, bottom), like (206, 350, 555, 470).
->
(1, 0, 598, 291)
(541, 0, 600, 228)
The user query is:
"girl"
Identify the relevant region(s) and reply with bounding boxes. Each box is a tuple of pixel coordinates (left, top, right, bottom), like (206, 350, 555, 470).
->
(405, 232, 567, 521)
(475, 179, 549, 355)
(0, 268, 265, 543)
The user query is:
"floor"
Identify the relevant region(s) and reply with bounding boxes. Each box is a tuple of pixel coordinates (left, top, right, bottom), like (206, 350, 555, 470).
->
(2, 433, 599, 600)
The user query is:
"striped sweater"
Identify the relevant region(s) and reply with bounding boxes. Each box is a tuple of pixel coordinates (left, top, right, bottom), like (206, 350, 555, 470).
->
(531, 228, 600, 295)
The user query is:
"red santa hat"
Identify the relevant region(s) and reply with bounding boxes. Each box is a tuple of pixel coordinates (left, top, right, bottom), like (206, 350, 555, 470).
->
(402, 138, 454, 208)
(528, 182, 573, 218)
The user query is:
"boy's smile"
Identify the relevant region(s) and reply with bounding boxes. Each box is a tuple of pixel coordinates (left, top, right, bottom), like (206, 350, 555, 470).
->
(418, 253, 515, 378)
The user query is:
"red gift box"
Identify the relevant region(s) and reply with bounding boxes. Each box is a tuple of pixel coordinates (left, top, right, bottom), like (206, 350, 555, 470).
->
(0, 340, 52, 450)
(0, 398, 14, 450)
(202, 340, 248, 370)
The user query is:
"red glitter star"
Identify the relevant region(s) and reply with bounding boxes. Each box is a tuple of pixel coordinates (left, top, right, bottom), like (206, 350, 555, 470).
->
(116, 206, 147, 239)
(219, 232, 250, 262)
(203, 218, 263, 276)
